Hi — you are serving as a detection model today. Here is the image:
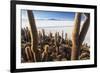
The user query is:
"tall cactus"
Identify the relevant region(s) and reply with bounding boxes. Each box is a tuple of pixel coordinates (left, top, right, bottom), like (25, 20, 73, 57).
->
(55, 32, 57, 45)
(42, 29, 45, 40)
(71, 13, 90, 60)
(71, 13, 81, 60)
(61, 30, 64, 43)
(27, 10, 40, 62)
(79, 13, 90, 47)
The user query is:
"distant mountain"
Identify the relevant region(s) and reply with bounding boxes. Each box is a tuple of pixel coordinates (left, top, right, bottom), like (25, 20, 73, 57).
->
(35, 18, 67, 21)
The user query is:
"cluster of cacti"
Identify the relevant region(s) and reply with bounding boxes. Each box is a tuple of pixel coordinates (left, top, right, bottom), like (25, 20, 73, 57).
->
(21, 11, 90, 63)
(21, 27, 90, 62)
(21, 27, 31, 43)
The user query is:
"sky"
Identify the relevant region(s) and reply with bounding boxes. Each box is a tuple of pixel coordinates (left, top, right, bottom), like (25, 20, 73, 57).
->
(21, 10, 85, 21)
(32, 10, 75, 21)
(21, 9, 85, 28)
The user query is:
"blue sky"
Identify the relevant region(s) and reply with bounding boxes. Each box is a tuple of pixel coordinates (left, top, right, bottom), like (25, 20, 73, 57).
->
(21, 10, 82, 21)
(21, 10, 86, 28)
(21, 10, 85, 21)
(32, 10, 75, 21)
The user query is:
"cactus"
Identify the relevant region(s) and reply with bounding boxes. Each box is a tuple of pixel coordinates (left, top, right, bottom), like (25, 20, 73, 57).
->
(71, 13, 90, 60)
(65, 33, 68, 41)
(42, 29, 45, 40)
(79, 13, 90, 47)
(27, 10, 40, 62)
(71, 13, 81, 60)
(24, 44, 34, 62)
(55, 32, 57, 42)
(61, 30, 64, 43)
(55, 32, 59, 53)
(50, 32, 53, 38)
